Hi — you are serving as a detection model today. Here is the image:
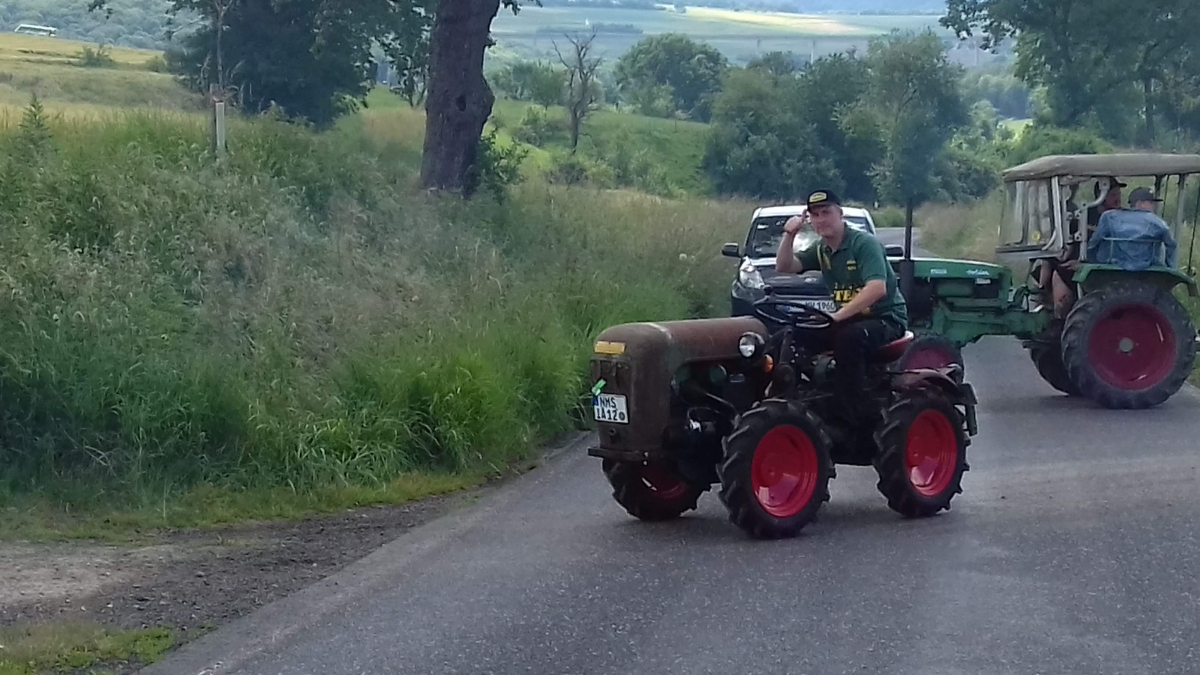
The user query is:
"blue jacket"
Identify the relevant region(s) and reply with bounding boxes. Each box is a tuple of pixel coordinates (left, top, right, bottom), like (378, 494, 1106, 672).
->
(1087, 208, 1178, 271)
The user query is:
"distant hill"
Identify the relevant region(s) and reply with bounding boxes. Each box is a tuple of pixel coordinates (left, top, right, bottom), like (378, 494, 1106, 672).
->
(1, 0, 174, 50)
(3, 0, 947, 56)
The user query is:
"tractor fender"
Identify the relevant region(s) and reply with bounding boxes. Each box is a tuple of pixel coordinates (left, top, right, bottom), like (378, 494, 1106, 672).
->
(893, 368, 977, 406)
(1074, 265, 1200, 298)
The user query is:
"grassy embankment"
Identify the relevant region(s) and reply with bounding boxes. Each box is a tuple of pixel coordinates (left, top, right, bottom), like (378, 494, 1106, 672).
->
(0, 35, 755, 540)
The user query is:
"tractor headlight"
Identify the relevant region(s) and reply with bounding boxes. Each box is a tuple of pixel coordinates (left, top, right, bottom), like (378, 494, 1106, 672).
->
(738, 332, 765, 359)
(738, 259, 766, 291)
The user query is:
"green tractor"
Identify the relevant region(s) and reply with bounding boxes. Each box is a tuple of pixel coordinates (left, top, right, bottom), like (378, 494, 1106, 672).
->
(896, 153, 1200, 409)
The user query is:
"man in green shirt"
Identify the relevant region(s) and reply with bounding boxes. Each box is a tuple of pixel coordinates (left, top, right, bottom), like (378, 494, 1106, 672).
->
(775, 189, 909, 419)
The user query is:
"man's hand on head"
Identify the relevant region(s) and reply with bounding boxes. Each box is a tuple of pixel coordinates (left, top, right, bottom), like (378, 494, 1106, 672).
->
(784, 216, 804, 235)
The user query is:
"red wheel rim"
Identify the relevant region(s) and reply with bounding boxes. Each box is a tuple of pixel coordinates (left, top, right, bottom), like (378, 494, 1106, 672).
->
(1087, 304, 1176, 391)
(903, 346, 956, 371)
(751, 425, 819, 518)
(905, 410, 958, 498)
(638, 464, 688, 501)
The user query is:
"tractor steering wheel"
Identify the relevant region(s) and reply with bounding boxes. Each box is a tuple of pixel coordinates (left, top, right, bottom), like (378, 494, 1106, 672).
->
(753, 296, 836, 330)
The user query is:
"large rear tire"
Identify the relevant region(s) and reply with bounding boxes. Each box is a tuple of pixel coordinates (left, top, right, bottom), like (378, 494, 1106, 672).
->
(718, 399, 833, 539)
(873, 390, 969, 518)
(1029, 344, 1080, 396)
(602, 460, 703, 521)
(1061, 282, 1196, 409)
(898, 333, 965, 380)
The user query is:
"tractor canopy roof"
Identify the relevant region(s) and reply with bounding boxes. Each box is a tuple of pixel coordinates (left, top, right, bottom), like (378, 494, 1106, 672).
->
(1002, 153, 1200, 183)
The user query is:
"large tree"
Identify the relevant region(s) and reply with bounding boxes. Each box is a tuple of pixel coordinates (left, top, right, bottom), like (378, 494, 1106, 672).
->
(419, 0, 525, 194)
(615, 33, 728, 121)
(491, 61, 566, 109)
(798, 53, 879, 202)
(90, 0, 433, 128)
(858, 32, 967, 210)
(943, 0, 1200, 142)
(703, 51, 887, 203)
(703, 67, 843, 201)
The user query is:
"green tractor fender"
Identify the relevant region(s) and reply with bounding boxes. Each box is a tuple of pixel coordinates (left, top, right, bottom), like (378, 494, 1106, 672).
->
(1072, 264, 1200, 297)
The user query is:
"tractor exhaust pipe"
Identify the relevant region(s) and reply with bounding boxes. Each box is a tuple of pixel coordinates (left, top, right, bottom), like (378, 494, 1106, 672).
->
(900, 198, 916, 301)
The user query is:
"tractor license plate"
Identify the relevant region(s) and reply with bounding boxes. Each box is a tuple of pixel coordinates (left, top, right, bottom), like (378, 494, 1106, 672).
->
(593, 393, 629, 424)
(797, 299, 838, 313)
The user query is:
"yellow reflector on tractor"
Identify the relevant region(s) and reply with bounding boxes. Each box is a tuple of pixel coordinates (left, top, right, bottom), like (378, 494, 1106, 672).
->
(594, 341, 626, 356)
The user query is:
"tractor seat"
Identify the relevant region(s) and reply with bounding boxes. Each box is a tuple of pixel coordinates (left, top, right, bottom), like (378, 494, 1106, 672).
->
(871, 331, 915, 363)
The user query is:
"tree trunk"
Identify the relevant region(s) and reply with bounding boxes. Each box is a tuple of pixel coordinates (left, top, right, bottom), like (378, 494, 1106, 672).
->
(568, 106, 581, 152)
(420, 0, 502, 194)
(1142, 76, 1156, 146)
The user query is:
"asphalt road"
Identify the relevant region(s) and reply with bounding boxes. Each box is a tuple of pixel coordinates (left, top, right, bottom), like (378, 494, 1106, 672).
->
(146, 335, 1200, 675)
(145, 229, 1200, 675)
(876, 226, 927, 256)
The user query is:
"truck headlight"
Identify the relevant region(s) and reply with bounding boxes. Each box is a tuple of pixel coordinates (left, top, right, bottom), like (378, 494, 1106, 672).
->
(738, 259, 766, 290)
(738, 333, 765, 358)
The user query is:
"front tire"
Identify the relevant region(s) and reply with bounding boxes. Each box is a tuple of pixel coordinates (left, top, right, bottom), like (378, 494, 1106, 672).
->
(718, 400, 833, 539)
(603, 460, 703, 521)
(1061, 282, 1196, 409)
(873, 390, 969, 518)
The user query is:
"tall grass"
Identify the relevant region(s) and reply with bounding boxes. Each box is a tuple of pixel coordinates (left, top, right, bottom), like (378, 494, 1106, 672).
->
(0, 61, 202, 111)
(917, 191, 1005, 262)
(0, 103, 750, 518)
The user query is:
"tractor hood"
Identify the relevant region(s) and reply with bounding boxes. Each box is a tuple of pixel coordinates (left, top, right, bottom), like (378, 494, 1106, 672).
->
(907, 257, 1009, 281)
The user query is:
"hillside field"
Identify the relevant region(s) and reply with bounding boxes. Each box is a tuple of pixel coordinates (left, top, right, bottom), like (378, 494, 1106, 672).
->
(0, 32, 200, 112)
(0, 31, 159, 68)
(490, 6, 949, 63)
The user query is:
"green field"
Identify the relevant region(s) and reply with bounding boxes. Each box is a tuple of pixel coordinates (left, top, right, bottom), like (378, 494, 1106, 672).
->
(0, 32, 200, 113)
(490, 6, 947, 63)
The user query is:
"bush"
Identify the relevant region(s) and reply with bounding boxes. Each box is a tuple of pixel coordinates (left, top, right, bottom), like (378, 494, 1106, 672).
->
(76, 44, 116, 69)
(546, 151, 614, 187)
(468, 128, 528, 201)
(593, 129, 677, 197)
(512, 106, 563, 147)
(1001, 124, 1114, 165)
(144, 55, 169, 73)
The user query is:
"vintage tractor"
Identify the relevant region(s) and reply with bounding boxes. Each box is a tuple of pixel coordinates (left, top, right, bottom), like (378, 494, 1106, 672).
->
(889, 153, 1200, 409)
(587, 297, 978, 539)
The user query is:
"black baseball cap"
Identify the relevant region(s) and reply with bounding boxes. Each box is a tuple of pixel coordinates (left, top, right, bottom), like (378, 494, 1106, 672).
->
(806, 189, 842, 209)
(1128, 187, 1163, 205)
(1093, 178, 1128, 196)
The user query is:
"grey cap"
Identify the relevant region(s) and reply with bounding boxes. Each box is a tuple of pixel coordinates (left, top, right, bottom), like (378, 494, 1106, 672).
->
(1128, 187, 1163, 205)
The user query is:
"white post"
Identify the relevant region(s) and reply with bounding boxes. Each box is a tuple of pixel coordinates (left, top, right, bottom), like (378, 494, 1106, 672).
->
(209, 83, 227, 158)
(215, 100, 227, 157)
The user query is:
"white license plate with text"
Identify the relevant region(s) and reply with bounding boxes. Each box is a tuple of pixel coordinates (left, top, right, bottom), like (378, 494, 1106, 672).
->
(593, 394, 629, 424)
(797, 299, 838, 313)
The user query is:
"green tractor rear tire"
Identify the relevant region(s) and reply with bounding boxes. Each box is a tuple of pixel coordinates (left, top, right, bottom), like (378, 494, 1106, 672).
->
(1029, 344, 1080, 396)
(1061, 281, 1197, 410)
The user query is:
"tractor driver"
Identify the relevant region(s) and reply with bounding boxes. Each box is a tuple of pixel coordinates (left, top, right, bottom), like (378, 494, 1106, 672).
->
(1040, 180, 1124, 318)
(775, 189, 909, 421)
